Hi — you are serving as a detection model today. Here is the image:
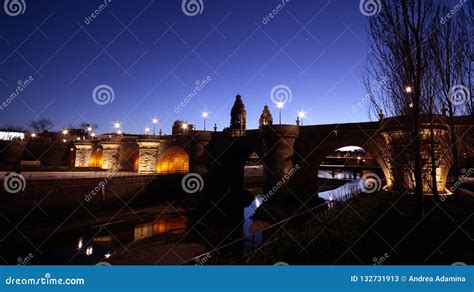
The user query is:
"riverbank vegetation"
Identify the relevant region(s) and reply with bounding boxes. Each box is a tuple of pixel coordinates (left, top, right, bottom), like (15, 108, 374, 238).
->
(217, 191, 473, 265)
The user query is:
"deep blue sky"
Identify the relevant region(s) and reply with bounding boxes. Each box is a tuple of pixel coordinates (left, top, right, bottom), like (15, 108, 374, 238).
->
(0, 0, 372, 134)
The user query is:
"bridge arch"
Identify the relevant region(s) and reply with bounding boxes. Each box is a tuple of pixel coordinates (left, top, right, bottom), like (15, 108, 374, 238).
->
(89, 146, 103, 168)
(156, 146, 189, 174)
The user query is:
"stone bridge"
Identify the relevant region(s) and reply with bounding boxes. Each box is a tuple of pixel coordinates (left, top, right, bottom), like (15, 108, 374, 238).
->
(74, 113, 472, 197)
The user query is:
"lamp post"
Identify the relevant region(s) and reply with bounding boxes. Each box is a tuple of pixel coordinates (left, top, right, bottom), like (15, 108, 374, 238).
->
(277, 102, 284, 125)
(152, 118, 158, 135)
(202, 112, 208, 131)
(114, 122, 121, 135)
(298, 111, 306, 126)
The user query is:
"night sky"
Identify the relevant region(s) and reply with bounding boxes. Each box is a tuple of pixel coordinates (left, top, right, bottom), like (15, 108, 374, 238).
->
(0, 0, 372, 134)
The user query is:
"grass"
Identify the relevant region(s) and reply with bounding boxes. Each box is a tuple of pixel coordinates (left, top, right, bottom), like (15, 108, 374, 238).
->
(216, 191, 473, 265)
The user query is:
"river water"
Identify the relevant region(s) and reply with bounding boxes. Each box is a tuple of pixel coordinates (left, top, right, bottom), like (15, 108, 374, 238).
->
(2, 170, 376, 265)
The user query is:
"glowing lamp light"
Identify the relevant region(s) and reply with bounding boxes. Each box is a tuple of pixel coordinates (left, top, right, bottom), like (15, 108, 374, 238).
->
(62, 129, 68, 135)
(86, 246, 93, 256)
(182, 123, 188, 130)
(144, 127, 150, 134)
(202, 112, 208, 118)
(152, 118, 158, 124)
(114, 122, 121, 129)
(91, 133, 96, 138)
(87, 127, 92, 132)
(31, 133, 36, 138)
(62, 139, 67, 143)
(117, 130, 122, 135)
(104, 253, 111, 259)
(405, 86, 412, 93)
(277, 102, 284, 109)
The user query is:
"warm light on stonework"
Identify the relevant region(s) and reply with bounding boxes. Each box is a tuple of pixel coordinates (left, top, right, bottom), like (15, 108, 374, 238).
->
(156, 147, 189, 174)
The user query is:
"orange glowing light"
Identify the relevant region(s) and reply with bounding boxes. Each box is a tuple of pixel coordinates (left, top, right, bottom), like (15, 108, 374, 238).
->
(156, 147, 189, 174)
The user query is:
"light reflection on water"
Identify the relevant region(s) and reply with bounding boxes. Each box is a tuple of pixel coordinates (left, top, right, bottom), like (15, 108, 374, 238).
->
(243, 195, 264, 250)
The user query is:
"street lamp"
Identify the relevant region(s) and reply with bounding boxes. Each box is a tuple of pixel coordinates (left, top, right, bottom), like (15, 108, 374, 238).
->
(182, 123, 188, 132)
(144, 127, 150, 135)
(277, 102, 284, 124)
(114, 122, 121, 129)
(152, 118, 158, 135)
(117, 130, 122, 135)
(202, 112, 208, 131)
(298, 111, 306, 126)
(87, 126, 92, 132)
(62, 129, 68, 135)
(31, 133, 36, 138)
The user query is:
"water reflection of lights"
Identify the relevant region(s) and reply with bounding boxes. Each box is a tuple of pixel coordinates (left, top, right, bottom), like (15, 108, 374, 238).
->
(134, 216, 188, 241)
(86, 247, 93, 256)
(77, 238, 83, 249)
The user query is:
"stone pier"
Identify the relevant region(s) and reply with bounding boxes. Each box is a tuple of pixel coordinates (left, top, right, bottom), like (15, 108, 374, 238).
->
(101, 142, 121, 170)
(74, 143, 94, 167)
(137, 140, 160, 174)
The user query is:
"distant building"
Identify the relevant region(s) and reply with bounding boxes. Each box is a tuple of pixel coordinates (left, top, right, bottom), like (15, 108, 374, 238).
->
(0, 130, 25, 141)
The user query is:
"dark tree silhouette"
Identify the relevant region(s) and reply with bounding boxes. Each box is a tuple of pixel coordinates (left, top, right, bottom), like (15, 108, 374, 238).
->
(29, 118, 54, 133)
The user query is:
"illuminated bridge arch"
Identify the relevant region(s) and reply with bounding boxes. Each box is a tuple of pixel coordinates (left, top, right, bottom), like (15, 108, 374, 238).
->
(156, 146, 189, 174)
(89, 147, 103, 168)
